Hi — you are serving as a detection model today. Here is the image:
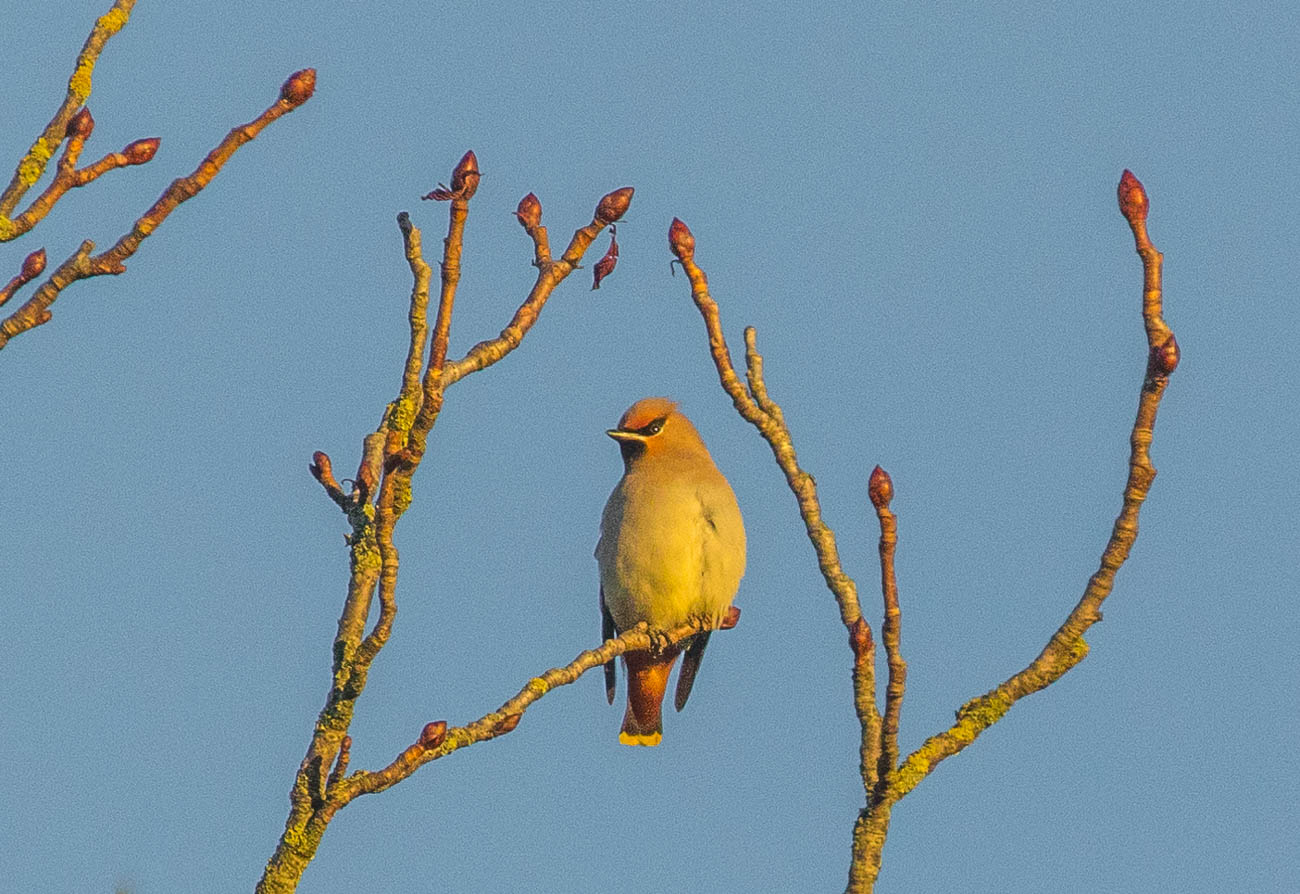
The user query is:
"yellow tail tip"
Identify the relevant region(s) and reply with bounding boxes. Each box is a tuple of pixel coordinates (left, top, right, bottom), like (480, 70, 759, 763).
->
(619, 730, 663, 747)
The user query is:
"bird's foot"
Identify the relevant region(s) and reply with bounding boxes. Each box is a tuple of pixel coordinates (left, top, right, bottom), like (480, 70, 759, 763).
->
(646, 626, 673, 657)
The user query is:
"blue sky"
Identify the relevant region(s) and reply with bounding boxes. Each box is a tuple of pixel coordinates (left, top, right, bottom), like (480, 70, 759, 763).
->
(4, 2, 1297, 891)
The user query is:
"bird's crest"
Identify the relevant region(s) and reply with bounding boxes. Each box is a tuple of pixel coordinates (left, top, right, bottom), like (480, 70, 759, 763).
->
(618, 396, 678, 432)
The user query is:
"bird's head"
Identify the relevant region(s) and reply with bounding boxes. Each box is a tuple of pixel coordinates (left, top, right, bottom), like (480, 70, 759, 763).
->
(606, 397, 709, 467)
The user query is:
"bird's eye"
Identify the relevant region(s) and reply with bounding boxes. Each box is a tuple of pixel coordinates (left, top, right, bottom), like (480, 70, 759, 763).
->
(648, 421, 663, 435)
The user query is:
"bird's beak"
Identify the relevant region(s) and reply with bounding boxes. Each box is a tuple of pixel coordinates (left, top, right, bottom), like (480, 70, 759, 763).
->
(606, 429, 646, 443)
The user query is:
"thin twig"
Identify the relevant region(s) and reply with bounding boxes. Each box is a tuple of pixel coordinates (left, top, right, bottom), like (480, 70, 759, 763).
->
(440, 187, 632, 388)
(669, 218, 883, 893)
(673, 172, 1176, 891)
(883, 170, 1177, 805)
(338, 609, 741, 802)
(260, 171, 633, 894)
(869, 466, 905, 801)
(0, 0, 137, 223)
(0, 69, 316, 349)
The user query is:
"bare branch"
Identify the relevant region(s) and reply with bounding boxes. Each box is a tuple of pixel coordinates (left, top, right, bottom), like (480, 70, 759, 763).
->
(260, 166, 630, 894)
(337, 609, 742, 803)
(869, 466, 905, 801)
(0, 0, 137, 223)
(670, 217, 884, 892)
(884, 170, 1177, 805)
(439, 186, 631, 387)
(0, 69, 316, 349)
(675, 172, 1176, 891)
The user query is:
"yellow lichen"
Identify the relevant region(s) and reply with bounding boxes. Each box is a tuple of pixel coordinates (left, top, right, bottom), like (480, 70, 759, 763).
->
(350, 535, 382, 573)
(68, 64, 94, 100)
(100, 6, 131, 32)
(390, 400, 416, 434)
(16, 139, 55, 188)
(392, 478, 412, 515)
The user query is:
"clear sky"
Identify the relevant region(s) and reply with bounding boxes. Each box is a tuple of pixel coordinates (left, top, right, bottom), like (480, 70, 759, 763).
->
(4, 2, 1297, 892)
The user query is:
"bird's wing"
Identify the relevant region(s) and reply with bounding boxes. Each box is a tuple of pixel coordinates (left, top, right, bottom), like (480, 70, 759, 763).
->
(675, 488, 733, 712)
(600, 586, 617, 705)
(674, 631, 711, 712)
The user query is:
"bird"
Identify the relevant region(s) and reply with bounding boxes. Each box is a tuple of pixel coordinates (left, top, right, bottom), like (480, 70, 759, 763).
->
(595, 397, 746, 746)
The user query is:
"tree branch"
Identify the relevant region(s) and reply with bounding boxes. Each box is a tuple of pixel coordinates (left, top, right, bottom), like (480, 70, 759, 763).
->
(868, 466, 905, 802)
(0, 0, 137, 223)
(669, 218, 885, 892)
(339, 608, 741, 802)
(0, 69, 316, 349)
(884, 170, 1177, 805)
(674, 171, 1176, 892)
(260, 165, 633, 894)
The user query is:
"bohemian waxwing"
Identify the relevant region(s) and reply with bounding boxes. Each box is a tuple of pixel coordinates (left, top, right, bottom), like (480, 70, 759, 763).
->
(595, 397, 746, 745)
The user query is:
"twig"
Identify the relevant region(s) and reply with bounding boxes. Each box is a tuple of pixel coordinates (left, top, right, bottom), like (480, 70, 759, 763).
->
(339, 609, 741, 802)
(0, 69, 316, 349)
(884, 170, 1177, 805)
(0, 0, 137, 224)
(674, 171, 1175, 891)
(259, 166, 633, 894)
(669, 218, 883, 892)
(4, 107, 159, 241)
(440, 187, 633, 387)
(869, 466, 905, 801)
(0, 249, 47, 309)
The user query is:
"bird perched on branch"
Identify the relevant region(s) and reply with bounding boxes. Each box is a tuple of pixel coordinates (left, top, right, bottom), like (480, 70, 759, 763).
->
(596, 397, 746, 746)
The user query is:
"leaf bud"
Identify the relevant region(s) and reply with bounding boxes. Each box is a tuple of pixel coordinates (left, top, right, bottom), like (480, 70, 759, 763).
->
(514, 192, 541, 229)
(668, 217, 694, 261)
(280, 68, 317, 106)
(1117, 169, 1148, 222)
(594, 186, 634, 225)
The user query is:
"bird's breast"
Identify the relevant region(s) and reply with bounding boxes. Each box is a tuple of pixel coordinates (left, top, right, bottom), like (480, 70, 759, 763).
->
(596, 464, 745, 632)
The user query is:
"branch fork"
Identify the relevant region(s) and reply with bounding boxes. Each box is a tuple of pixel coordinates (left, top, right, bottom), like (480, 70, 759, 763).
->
(261, 159, 637, 893)
(672, 171, 1176, 892)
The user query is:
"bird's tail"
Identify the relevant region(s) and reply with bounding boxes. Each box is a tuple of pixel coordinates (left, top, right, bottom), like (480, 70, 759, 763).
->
(619, 648, 680, 746)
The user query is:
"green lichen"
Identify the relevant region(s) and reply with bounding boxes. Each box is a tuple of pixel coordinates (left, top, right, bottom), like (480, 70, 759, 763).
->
(955, 690, 1012, 729)
(890, 752, 931, 798)
(0, 218, 15, 241)
(350, 533, 381, 574)
(390, 395, 418, 432)
(392, 477, 412, 515)
(891, 691, 1015, 800)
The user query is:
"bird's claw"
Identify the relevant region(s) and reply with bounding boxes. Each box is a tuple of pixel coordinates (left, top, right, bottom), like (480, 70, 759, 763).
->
(647, 627, 672, 657)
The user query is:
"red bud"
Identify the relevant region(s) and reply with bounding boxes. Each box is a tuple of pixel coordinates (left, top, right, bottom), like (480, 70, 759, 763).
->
(309, 450, 332, 481)
(720, 605, 741, 630)
(122, 138, 160, 165)
(419, 720, 447, 748)
(451, 150, 480, 199)
(1118, 169, 1148, 222)
(594, 187, 634, 225)
(591, 229, 619, 289)
(21, 248, 47, 281)
(668, 217, 694, 261)
(1151, 333, 1180, 375)
(496, 713, 521, 734)
(514, 192, 542, 229)
(868, 465, 893, 509)
(849, 617, 873, 657)
(280, 68, 317, 106)
(66, 107, 94, 139)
